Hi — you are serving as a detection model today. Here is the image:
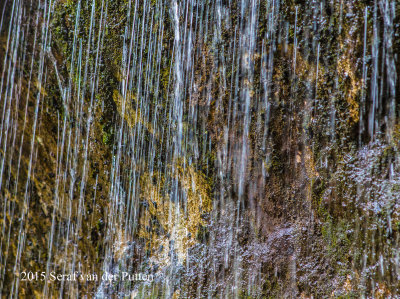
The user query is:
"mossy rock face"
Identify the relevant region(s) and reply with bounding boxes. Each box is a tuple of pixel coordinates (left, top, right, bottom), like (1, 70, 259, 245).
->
(1, 0, 400, 298)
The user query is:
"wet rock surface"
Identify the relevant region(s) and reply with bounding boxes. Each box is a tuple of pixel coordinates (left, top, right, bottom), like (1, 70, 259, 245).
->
(0, 0, 399, 297)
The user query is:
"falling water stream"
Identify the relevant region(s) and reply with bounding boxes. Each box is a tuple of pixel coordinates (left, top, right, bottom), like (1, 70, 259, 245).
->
(0, 0, 399, 297)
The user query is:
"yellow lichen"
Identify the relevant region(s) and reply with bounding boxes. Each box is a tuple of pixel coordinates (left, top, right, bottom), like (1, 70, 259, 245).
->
(138, 161, 212, 266)
(337, 30, 362, 125)
(112, 89, 154, 135)
(375, 283, 391, 299)
(343, 274, 352, 293)
(337, 55, 360, 124)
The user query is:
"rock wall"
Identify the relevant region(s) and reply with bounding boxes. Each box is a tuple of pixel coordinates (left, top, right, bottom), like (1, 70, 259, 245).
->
(0, 0, 399, 297)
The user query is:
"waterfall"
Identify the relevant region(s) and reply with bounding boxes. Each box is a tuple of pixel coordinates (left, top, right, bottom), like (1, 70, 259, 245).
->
(0, 0, 399, 298)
